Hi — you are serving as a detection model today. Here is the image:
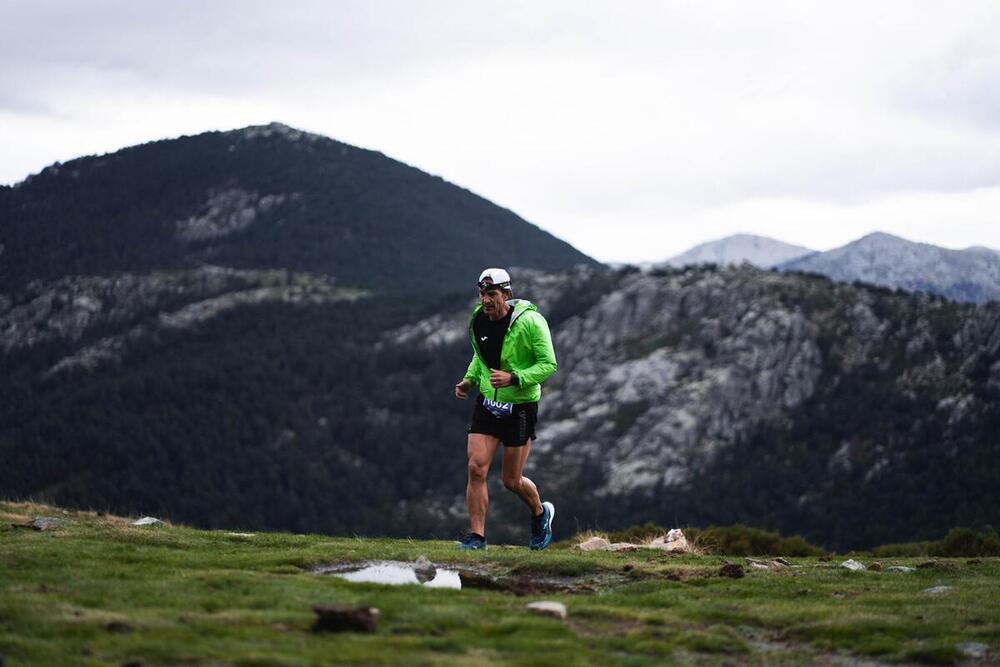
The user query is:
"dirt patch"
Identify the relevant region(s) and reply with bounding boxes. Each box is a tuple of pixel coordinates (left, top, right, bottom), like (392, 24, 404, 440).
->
(719, 563, 745, 578)
(456, 569, 601, 596)
(917, 560, 958, 571)
(743, 628, 896, 666)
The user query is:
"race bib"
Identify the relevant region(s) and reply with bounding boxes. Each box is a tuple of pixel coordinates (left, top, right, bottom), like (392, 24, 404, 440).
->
(483, 398, 514, 418)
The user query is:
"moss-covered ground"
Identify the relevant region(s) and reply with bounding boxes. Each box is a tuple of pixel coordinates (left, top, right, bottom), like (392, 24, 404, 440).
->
(1, 501, 997, 666)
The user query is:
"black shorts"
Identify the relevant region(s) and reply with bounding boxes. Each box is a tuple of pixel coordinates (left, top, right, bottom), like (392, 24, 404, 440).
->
(468, 396, 539, 447)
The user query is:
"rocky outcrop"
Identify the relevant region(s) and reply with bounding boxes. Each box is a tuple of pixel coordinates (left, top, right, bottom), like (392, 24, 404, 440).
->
(537, 269, 823, 494)
(386, 264, 997, 525)
(0, 266, 360, 375)
(176, 188, 299, 242)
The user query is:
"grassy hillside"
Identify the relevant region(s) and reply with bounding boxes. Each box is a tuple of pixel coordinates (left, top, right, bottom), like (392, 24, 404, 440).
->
(1, 502, 997, 666)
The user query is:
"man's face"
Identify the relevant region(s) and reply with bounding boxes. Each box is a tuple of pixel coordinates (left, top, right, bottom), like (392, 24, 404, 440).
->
(479, 281, 507, 317)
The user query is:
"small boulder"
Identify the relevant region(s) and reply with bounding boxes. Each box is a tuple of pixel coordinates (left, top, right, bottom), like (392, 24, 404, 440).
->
(869, 561, 883, 571)
(11, 517, 66, 531)
(312, 605, 379, 633)
(841, 559, 866, 571)
(957, 642, 989, 659)
(922, 586, 953, 595)
(608, 543, 640, 552)
(576, 536, 611, 551)
(413, 555, 436, 583)
(719, 563, 745, 578)
(131, 517, 162, 526)
(647, 528, 689, 552)
(526, 601, 567, 619)
(886, 566, 916, 573)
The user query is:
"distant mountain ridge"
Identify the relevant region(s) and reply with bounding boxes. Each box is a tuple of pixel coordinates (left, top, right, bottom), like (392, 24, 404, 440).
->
(0, 122, 600, 293)
(665, 234, 814, 268)
(780, 232, 1000, 303)
(666, 232, 1000, 303)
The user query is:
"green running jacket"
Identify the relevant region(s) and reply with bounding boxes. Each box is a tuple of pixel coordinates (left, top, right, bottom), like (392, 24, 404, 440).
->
(463, 299, 558, 404)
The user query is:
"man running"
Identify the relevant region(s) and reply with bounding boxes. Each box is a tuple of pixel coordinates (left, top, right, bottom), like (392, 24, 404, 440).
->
(454, 268, 558, 550)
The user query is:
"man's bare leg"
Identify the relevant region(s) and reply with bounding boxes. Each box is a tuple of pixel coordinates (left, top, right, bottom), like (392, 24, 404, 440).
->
(500, 439, 543, 516)
(467, 434, 501, 536)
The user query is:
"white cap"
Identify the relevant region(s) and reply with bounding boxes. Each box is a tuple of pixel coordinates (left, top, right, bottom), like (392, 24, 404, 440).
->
(478, 268, 511, 286)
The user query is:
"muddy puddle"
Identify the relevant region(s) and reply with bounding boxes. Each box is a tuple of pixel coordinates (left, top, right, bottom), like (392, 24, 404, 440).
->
(311, 558, 616, 596)
(312, 559, 461, 589)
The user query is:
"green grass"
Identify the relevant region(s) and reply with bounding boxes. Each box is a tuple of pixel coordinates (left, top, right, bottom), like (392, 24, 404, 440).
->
(1, 502, 998, 666)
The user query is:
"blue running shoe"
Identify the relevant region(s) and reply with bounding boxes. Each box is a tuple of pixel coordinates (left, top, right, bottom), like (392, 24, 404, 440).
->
(457, 533, 487, 550)
(530, 501, 555, 550)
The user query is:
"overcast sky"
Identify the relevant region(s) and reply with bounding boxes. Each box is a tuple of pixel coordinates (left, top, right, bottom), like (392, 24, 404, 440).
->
(3, 1, 999, 262)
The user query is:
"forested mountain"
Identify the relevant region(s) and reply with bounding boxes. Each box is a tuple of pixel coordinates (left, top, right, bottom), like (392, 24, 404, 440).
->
(2, 262, 998, 549)
(0, 122, 597, 293)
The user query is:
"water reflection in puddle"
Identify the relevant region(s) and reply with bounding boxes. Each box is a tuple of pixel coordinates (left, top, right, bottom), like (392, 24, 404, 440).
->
(331, 562, 462, 589)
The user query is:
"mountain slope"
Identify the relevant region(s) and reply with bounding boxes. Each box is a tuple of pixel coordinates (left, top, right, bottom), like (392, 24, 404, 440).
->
(0, 122, 600, 293)
(3, 264, 997, 550)
(781, 232, 1000, 303)
(665, 234, 814, 268)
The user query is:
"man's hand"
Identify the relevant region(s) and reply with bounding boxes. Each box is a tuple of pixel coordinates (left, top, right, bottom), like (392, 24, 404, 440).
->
(455, 378, 475, 399)
(489, 369, 514, 388)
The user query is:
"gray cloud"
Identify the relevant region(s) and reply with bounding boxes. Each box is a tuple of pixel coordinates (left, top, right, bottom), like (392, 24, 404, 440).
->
(3, 1, 1000, 258)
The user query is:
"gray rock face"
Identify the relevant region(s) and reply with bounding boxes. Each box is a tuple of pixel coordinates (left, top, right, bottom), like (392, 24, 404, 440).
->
(0, 267, 359, 376)
(536, 269, 822, 495)
(1, 266, 253, 353)
(175, 188, 297, 242)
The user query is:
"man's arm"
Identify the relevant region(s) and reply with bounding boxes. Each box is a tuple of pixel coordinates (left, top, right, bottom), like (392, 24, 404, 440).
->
(513, 312, 558, 386)
(457, 354, 485, 398)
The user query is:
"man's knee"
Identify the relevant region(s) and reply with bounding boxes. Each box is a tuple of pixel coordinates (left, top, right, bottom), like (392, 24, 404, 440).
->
(502, 473, 520, 492)
(468, 459, 489, 483)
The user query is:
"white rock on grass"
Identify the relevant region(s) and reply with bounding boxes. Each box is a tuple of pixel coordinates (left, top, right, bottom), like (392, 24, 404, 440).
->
(647, 528, 689, 552)
(576, 536, 611, 551)
(526, 601, 567, 619)
(886, 566, 916, 573)
(132, 517, 163, 526)
(957, 642, 989, 659)
(841, 559, 866, 571)
(922, 586, 953, 595)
